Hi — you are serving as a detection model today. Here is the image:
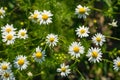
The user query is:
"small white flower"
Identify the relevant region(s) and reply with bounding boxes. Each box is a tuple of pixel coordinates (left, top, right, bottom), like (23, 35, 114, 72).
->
(75, 5, 90, 19)
(1, 71, 15, 80)
(14, 55, 29, 70)
(108, 19, 118, 27)
(0, 7, 5, 18)
(1, 24, 16, 33)
(29, 10, 41, 23)
(86, 47, 102, 63)
(75, 25, 89, 38)
(17, 29, 28, 39)
(2, 32, 16, 45)
(27, 72, 33, 77)
(68, 42, 84, 58)
(92, 33, 105, 46)
(46, 33, 58, 47)
(113, 57, 120, 71)
(39, 10, 53, 25)
(0, 61, 11, 73)
(33, 46, 46, 63)
(57, 63, 71, 77)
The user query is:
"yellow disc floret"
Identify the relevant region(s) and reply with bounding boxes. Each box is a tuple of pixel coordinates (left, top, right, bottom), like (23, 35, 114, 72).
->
(18, 59, 24, 66)
(117, 62, 120, 67)
(96, 37, 101, 42)
(2, 65, 7, 70)
(92, 51, 98, 58)
(35, 52, 42, 59)
(6, 28, 11, 33)
(61, 67, 66, 72)
(80, 29, 85, 34)
(73, 46, 79, 53)
(79, 7, 86, 14)
(49, 37, 54, 42)
(42, 14, 48, 20)
(20, 31, 25, 36)
(6, 34, 13, 40)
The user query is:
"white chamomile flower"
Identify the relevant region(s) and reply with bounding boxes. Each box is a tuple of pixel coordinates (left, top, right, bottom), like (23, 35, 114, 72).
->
(113, 57, 120, 71)
(46, 33, 58, 47)
(1, 71, 15, 80)
(86, 47, 102, 63)
(39, 10, 53, 25)
(92, 33, 105, 46)
(2, 32, 16, 45)
(0, 7, 5, 18)
(108, 19, 118, 27)
(75, 25, 89, 38)
(17, 29, 28, 39)
(29, 10, 41, 23)
(57, 63, 71, 77)
(1, 24, 16, 33)
(14, 55, 29, 70)
(75, 5, 90, 19)
(33, 46, 46, 63)
(0, 61, 11, 72)
(68, 42, 84, 58)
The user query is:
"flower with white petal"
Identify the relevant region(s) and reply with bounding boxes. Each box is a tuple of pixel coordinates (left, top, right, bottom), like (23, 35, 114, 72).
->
(46, 33, 58, 47)
(14, 55, 29, 70)
(29, 10, 41, 23)
(2, 32, 16, 45)
(1, 71, 15, 80)
(68, 42, 84, 58)
(92, 33, 105, 46)
(17, 29, 28, 39)
(113, 57, 120, 71)
(75, 5, 90, 19)
(75, 25, 89, 38)
(0, 61, 11, 72)
(39, 10, 53, 25)
(86, 47, 102, 63)
(108, 19, 118, 27)
(0, 7, 5, 18)
(33, 46, 46, 63)
(57, 63, 71, 77)
(1, 24, 16, 33)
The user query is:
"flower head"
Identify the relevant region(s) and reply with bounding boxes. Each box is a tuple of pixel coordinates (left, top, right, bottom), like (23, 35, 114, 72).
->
(92, 33, 105, 46)
(0, 7, 5, 18)
(14, 55, 29, 70)
(46, 33, 58, 47)
(75, 5, 90, 19)
(0, 61, 11, 72)
(1, 71, 15, 80)
(57, 63, 71, 77)
(113, 57, 120, 71)
(108, 19, 118, 27)
(17, 29, 28, 39)
(75, 25, 89, 38)
(33, 46, 46, 63)
(86, 47, 102, 63)
(68, 42, 84, 58)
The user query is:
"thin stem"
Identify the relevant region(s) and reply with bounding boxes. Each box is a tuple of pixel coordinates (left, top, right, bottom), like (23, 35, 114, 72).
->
(76, 69, 85, 80)
(106, 36, 120, 41)
(102, 58, 113, 64)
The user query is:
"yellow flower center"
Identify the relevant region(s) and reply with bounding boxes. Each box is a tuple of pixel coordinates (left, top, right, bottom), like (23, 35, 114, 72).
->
(35, 52, 42, 59)
(61, 67, 66, 72)
(49, 37, 54, 42)
(6, 28, 12, 33)
(4, 73, 9, 78)
(96, 37, 101, 42)
(42, 14, 48, 20)
(117, 62, 120, 67)
(80, 29, 85, 34)
(21, 31, 25, 36)
(18, 59, 24, 66)
(92, 51, 98, 58)
(33, 14, 38, 19)
(2, 65, 7, 70)
(0, 10, 3, 15)
(6, 34, 13, 40)
(79, 7, 86, 14)
(73, 46, 79, 53)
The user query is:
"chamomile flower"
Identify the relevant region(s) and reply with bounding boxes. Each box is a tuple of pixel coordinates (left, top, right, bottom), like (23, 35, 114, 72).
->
(0, 61, 11, 72)
(92, 33, 105, 46)
(29, 10, 41, 23)
(14, 55, 29, 70)
(75, 25, 89, 38)
(17, 29, 28, 39)
(32, 46, 46, 63)
(113, 57, 120, 71)
(68, 42, 84, 58)
(46, 33, 58, 47)
(75, 5, 90, 19)
(39, 10, 53, 25)
(57, 63, 71, 77)
(2, 32, 16, 45)
(1, 24, 16, 33)
(86, 47, 102, 63)
(1, 71, 15, 80)
(108, 19, 118, 27)
(0, 7, 5, 18)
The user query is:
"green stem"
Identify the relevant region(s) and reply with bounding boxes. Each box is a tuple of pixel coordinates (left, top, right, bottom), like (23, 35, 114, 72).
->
(102, 58, 113, 64)
(106, 36, 120, 41)
(76, 69, 85, 80)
